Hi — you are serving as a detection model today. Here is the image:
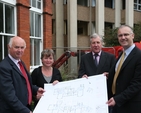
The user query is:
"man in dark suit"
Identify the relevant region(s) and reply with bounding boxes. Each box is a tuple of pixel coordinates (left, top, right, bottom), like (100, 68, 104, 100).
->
(107, 25, 141, 113)
(0, 36, 45, 113)
(78, 33, 116, 78)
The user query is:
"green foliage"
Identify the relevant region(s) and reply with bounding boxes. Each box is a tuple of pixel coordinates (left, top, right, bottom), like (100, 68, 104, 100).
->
(134, 23, 141, 42)
(103, 27, 119, 47)
(104, 23, 141, 47)
(60, 64, 77, 81)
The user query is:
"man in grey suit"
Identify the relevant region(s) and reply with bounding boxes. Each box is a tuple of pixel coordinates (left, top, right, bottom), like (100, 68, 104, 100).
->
(78, 33, 116, 78)
(0, 36, 45, 113)
(107, 25, 141, 113)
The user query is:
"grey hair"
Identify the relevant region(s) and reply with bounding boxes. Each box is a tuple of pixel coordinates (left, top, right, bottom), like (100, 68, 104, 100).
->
(118, 25, 134, 34)
(41, 49, 55, 59)
(90, 33, 103, 43)
(8, 37, 26, 48)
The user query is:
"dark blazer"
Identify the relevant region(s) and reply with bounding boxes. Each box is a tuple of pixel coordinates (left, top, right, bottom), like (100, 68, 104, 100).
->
(0, 56, 38, 113)
(31, 66, 62, 88)
(108, 46, 141, 113)
(78, 51, 116, 78)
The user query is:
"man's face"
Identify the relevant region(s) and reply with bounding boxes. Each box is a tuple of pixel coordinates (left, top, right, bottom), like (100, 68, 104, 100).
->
(9, 38, 26, 60)
(118, 27, 134, 49)
(90, 37, 102, 53)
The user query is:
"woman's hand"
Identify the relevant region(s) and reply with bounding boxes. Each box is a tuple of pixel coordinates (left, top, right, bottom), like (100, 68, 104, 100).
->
(52, 80, 59, 85)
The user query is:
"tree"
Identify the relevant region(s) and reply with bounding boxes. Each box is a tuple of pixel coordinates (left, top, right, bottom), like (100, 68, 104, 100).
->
(104, 23, 141, 47)
(133, 23, 141, 42)
(103, 27, 119, 47)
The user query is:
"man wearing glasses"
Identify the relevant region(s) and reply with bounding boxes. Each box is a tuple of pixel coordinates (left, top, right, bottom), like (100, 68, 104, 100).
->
(107, 25, 141, 113)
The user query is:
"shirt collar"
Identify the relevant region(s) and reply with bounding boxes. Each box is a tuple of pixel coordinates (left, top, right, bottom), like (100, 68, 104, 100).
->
(92, 51, 101, 56)
(8, 54, 20, 65)
(124, 44, 135, 56)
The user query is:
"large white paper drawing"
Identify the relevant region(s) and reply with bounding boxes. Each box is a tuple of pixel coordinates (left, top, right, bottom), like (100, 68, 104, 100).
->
(33, 74, 108, 113)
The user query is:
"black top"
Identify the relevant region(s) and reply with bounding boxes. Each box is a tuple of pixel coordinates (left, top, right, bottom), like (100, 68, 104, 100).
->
(31, 66, 62, 88)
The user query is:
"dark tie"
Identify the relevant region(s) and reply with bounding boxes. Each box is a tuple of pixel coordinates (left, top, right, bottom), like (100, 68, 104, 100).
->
(94, 53, 99, 66)
(18, 61, 32, 104)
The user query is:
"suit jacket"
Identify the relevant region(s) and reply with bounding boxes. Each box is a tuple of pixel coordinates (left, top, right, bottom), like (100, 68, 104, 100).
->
(0, 56, 38, 113)
(78, 51, 116, 78)
(108, 46, 141, 113)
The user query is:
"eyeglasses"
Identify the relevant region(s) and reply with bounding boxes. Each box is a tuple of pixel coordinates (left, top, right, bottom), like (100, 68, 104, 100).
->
(118, 33, 132, 38)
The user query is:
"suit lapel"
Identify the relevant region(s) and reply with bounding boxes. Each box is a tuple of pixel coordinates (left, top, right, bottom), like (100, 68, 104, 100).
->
(7, 56, 24, 77)
(121, 47, 137, 70)
(88, 52, 96, 67)
(97, 52, 106, 72)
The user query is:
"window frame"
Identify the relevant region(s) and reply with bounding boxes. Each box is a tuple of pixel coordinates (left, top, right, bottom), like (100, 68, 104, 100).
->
(0, 1, 16, 61)
(30, 0, 43, 72)
(134, 0, 141, 11)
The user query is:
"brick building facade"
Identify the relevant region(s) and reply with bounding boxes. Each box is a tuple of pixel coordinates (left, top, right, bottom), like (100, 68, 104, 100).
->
(0, 0, 52, 71)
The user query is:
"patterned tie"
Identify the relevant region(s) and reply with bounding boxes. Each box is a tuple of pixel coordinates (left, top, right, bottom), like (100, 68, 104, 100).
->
(18, 61, 32, 104)
(112, 52, 125, 94)
(94, 53, 99, 66)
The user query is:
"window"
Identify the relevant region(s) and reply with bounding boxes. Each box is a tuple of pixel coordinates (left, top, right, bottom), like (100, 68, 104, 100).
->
(30, 11, 41, 37)
(30, 0, 43, 71)
(91, 0, 96, 7)
(77, 0, 89, 7)
(52, 0, 67, 4)
(30, 38, 40, 65)
(0, 1, 16, 61)
(105, 0, 115, 8)
(134, 0, 141, 11)
(0, 3, 15, 34)
(77, 21, 88, 35)
(30, 0, 41, 9)
(0, 35, 11, 61)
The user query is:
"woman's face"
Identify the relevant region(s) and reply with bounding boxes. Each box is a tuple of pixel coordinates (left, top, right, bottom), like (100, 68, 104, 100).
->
(42, 54, 54, 67)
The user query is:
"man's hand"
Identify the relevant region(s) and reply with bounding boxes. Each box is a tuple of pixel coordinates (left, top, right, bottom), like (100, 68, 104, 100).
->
(36, 88, 45, 100)
(103, 72, 109, 79)
(106, 97, 116, 106)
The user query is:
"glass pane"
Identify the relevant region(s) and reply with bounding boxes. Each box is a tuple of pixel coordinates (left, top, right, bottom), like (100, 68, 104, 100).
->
(37, 0, 41, 9)
(35, 14, 41, 37)
(4, 36, 11, 57)
(30, 0, 32, 6)
(5, 5, 14, 34)
(134, 4, 137, 10)
(34, 39, 40, 65)
(30, 38, 34, 66)
(32, 0, 36, 7)
(53, 0, 56, 3)
(0, 3, 3, 33)
(92, 0, 96, 7)
(138, 5, 141, 10)
(63, 0, 67, 4)
(30, 11, 34, 36)
(139, 0, 141, 4)
(77, 0, 88, 6)
(0, 35, 11, 61)
(134, 0, 137, 3)
(30, 38, 40, 65)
